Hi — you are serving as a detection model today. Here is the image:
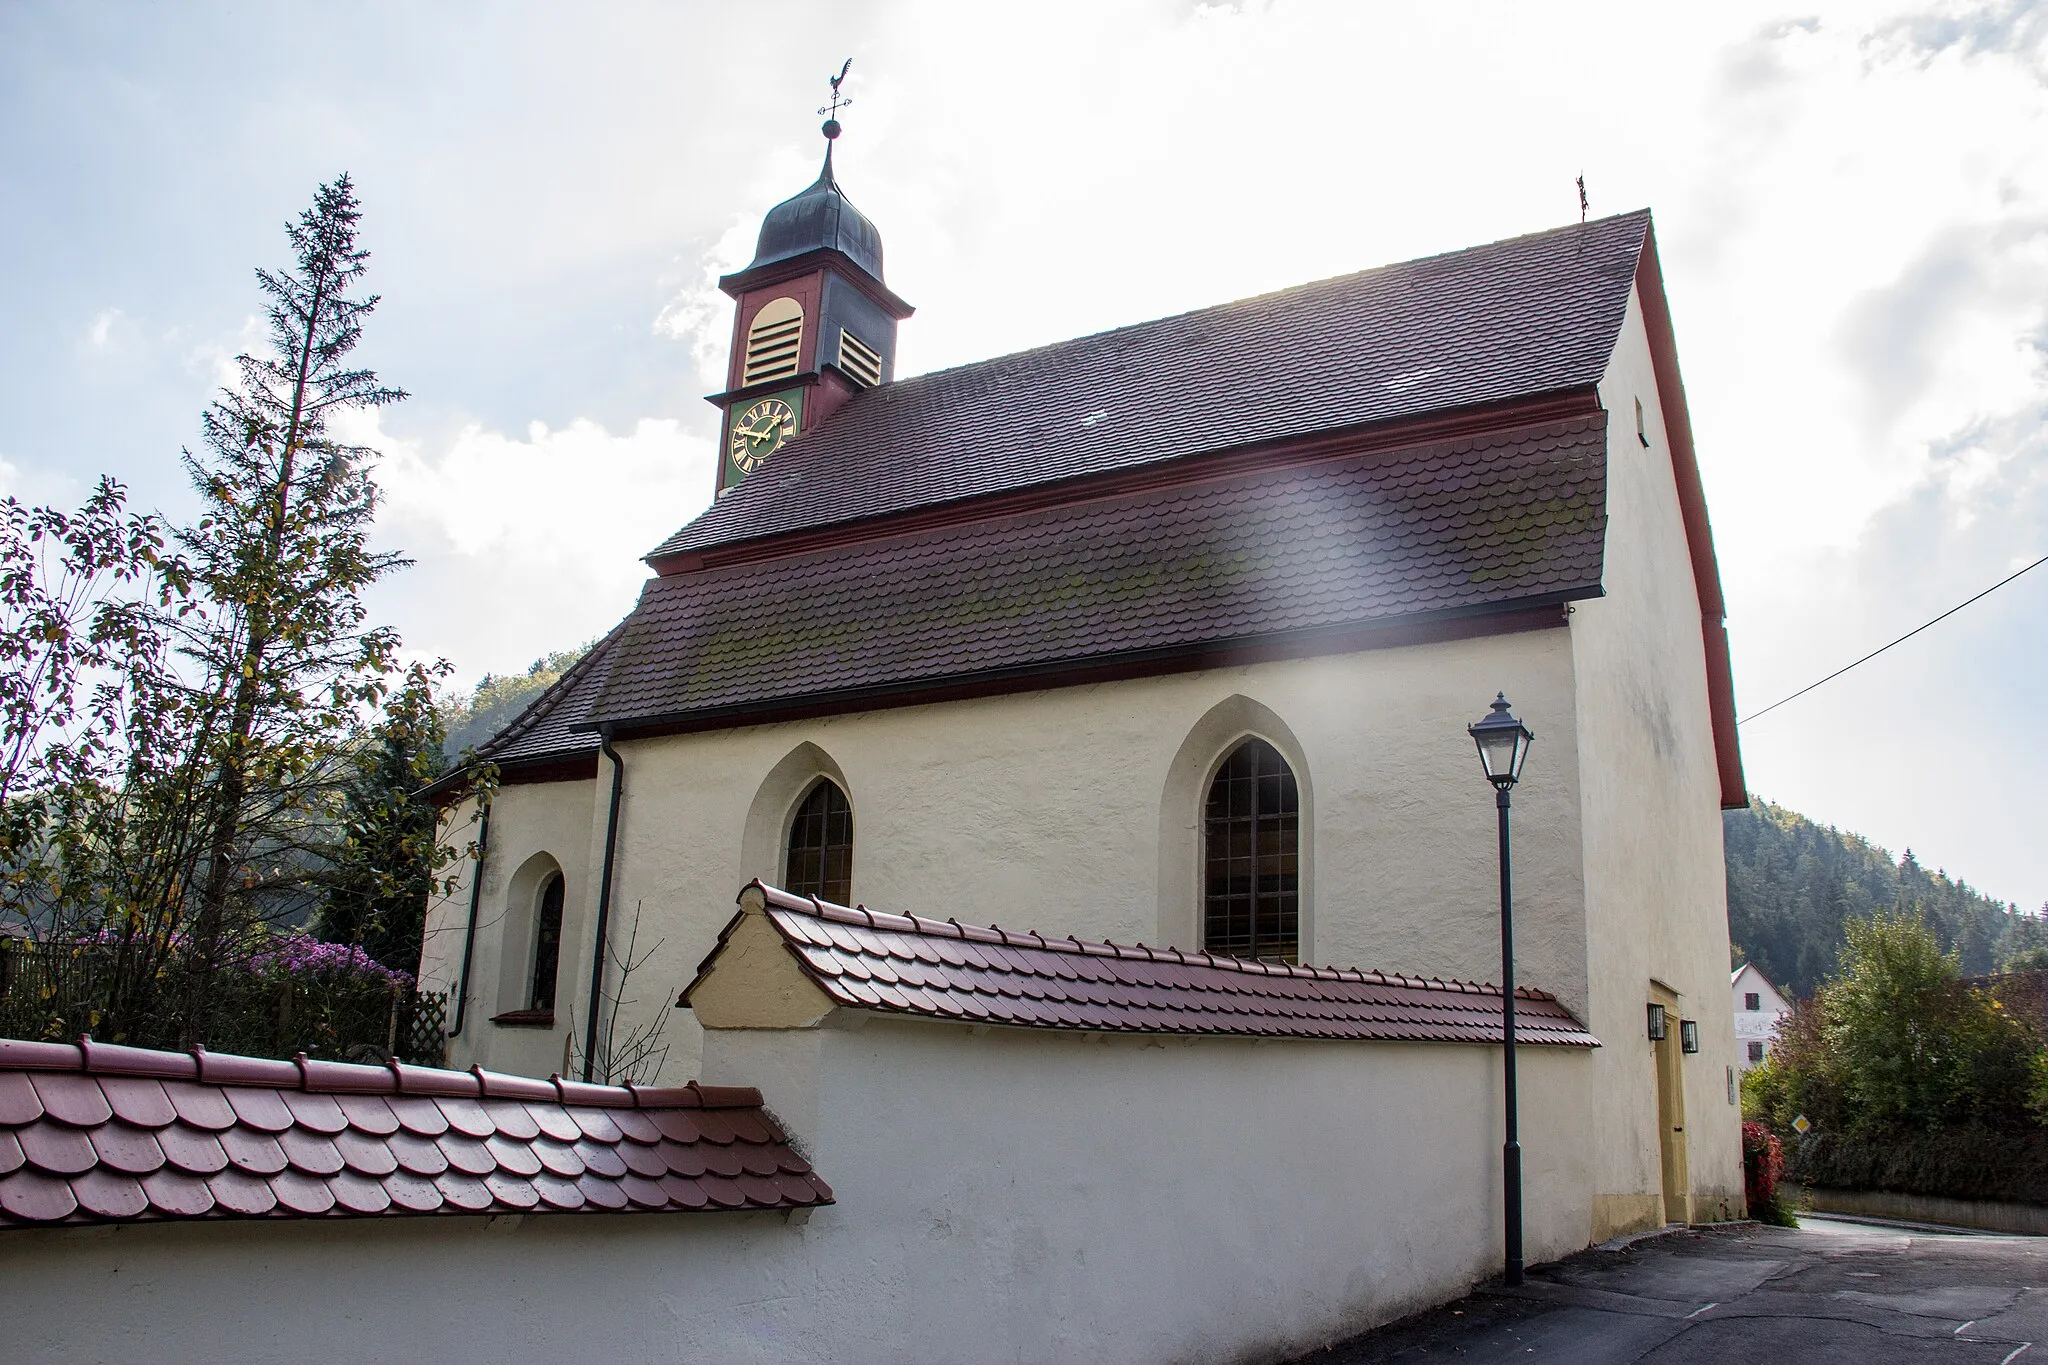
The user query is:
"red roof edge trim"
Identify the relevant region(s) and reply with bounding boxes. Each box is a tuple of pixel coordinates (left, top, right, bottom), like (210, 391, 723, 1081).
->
(648, 387, 1603, 577)
(195, 1047, 298, 1088)
(688, 1082, 767, 1109)
(0, 1037, 757, 1111)
(472, 1066, 556, 1102)
(1633, 228, 1747, 810)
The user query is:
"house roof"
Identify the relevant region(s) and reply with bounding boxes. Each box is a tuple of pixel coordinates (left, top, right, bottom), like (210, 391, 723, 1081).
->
(0, 1037, 829, 1229)
(685, 883, 1598, 1047)
(579, 411, 1606, 732)
(653, 211, 1650, 563)
(462, 208, 1742, 806)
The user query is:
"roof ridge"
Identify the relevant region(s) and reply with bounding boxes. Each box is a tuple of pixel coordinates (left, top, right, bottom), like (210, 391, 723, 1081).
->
(752, 882, 1551, 1001)
(0, 1035, 756, 1111)
(841, 210, 1652, 399)
(646, 209, 1646, 565)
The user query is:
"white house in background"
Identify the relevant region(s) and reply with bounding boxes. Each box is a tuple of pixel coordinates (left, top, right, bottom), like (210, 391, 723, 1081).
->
(1733, 962, 1791, 1070)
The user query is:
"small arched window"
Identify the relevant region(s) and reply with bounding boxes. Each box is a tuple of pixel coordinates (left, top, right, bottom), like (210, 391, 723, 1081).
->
(785, 779, 854, 904)
(1203, 738, 1300, 962)
(742, 296, 804, 386)
(529, 872, 565, 1012)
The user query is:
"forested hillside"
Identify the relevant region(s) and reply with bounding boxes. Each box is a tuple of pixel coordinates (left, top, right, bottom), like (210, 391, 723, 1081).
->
(1725, 799, 2044, 1000)
(441, 643, 593, 756)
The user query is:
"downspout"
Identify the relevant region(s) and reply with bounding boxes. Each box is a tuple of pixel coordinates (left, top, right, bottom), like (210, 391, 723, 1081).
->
(445, 795, 492, 1039)
(583, 728, 625, 1082)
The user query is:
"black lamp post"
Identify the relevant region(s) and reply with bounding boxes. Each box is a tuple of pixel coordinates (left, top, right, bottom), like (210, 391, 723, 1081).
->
(1469, 692, 1534, 1286)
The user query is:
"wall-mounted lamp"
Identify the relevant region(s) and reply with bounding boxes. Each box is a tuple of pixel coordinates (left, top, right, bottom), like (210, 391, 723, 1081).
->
(1647, 1003, 1668, 1041)
(1680, 1019, 1700, 1055)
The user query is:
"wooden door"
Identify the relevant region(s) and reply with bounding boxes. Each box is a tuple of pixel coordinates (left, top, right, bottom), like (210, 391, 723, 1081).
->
(1651, 984, 1690, 1223)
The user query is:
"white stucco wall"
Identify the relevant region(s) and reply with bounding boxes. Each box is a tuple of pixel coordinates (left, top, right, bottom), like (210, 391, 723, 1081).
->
(0, 1018, 1599, 1365)
(439, 628, 1589, 1093)
(421, 779, 597, 1080)
(1575, 285, 1746, 1223)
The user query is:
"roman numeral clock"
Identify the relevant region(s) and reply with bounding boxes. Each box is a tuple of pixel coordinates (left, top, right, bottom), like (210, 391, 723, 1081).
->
(708, 62, 914, 497)
(727, 392, 802, 481)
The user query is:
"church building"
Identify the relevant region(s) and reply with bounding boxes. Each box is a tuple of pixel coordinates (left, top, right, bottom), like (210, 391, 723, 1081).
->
(423, 104, 1747, 1256)
(0, 91, 1760, 1363)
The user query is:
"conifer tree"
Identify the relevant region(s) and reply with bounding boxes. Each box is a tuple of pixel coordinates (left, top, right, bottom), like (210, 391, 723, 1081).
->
(174, 175, 409, 1026)
(313, 662, 450, 971)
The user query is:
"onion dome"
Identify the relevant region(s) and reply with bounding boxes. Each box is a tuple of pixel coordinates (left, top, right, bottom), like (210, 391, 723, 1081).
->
(741, 143, 886, 283)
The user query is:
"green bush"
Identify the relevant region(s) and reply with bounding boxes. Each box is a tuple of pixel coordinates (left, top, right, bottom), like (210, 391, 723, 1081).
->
(1746, 911, 2048, 1206)
(1790, 1126, 2048, 1206)
(1749, 911, 2044, 1137)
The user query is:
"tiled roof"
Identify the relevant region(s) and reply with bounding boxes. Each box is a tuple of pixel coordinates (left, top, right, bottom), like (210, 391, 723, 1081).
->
(652, 211, 1648, 560)
(580, 413, 1605, 729)
(687, 883, 1598, 1047)
(0, 1037, 829, 1228)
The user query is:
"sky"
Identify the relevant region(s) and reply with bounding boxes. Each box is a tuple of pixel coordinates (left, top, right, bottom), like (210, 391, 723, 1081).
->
(2, 1, 2045, 912)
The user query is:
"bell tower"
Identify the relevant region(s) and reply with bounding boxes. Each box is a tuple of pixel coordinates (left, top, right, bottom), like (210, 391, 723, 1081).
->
(711, 61, 914, 496)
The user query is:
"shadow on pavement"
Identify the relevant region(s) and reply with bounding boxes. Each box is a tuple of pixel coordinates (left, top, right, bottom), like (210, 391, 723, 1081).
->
(1285, 1218, 2048, 1363)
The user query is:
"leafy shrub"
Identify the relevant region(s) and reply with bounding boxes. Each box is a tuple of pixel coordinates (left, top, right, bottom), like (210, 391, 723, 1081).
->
(1790, 1126, 2048, 1206)
(1742, 1120, 1797, 1225)
(0, 928, 438, 1063)
(1747, 911, 2045, 1137)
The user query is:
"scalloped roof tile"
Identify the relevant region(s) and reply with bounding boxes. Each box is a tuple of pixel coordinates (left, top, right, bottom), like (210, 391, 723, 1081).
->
(686, 883, 1598, 1047)
(0, 1038, 829, 1229)
(580, 413, 1606, 729)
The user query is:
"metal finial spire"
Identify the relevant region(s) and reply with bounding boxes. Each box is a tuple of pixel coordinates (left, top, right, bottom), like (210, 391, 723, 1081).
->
(819, 58, 853, 140)
(1576, 173, 1589, 224)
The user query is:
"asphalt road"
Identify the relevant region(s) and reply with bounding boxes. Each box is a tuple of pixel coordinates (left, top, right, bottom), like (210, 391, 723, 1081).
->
(1289, 1217, 2048, 1363)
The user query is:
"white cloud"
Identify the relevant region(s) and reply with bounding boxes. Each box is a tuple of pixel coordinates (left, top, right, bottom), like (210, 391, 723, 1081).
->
(355, 409, 718, 688)
(86, 308, 124, 351)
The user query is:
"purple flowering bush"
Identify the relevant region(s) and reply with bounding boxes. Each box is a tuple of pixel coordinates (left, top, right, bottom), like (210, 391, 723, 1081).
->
(3, 926, 438, 1064)
(246, 934, 414, 991)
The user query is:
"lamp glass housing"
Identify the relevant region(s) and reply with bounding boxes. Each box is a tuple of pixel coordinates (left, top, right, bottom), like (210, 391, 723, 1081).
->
(1680, 1019, 1700, 1054)
(1647, 1003, 1668, 1041)
(1468, 694, 1535, 790)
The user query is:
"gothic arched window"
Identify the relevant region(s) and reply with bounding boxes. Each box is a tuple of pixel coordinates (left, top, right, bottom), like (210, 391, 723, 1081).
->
(786, 779, 854, 904)
(529, 872, 565, 1011)
(1203, 738, 1300, 962)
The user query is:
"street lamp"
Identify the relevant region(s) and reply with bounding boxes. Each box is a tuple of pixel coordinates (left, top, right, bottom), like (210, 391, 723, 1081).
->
(1469, 692, 1534, 1287)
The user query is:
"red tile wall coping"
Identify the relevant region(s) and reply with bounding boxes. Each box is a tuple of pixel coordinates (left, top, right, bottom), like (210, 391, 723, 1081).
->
(687, 882, 1599, 1048)
(0, 1037, 831, 1229)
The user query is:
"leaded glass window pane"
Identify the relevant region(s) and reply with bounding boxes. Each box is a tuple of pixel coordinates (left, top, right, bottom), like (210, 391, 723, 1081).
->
(786, 780, 854, 904)
(1203, 739, 1299, 962)
(530, 873, 565, 1011)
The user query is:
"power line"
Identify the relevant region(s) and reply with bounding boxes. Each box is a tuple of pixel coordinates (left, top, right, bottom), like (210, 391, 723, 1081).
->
(1738, 551, 2048, 727)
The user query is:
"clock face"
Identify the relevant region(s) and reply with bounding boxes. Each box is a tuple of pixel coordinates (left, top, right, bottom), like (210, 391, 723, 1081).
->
(728, 397, 798, 474)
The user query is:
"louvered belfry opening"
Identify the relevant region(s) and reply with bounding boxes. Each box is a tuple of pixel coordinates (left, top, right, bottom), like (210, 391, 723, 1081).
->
(837, 329, 882, 387)
(530, 872, 565, 1011)
(742, 296, 804, 385)
(786, 780, 854, 904)
(1203, 739, 1300, 962)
